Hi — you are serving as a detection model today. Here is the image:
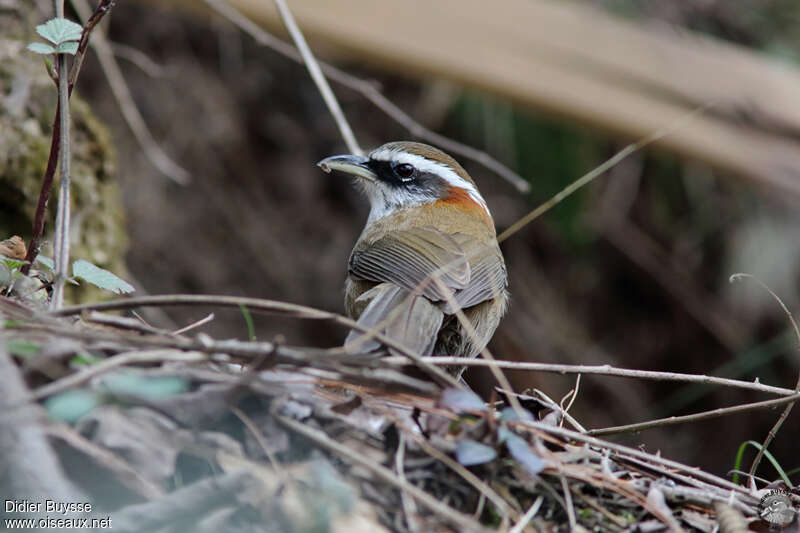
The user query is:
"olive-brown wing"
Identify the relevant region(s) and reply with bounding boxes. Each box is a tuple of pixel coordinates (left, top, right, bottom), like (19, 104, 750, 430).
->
(347, 227, 470, 302)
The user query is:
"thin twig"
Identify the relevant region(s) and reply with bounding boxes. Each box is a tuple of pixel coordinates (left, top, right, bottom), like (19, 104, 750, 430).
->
(511, 420, 756, 498)
(729, 273, 800, 479)
(50, 294, 463, 389)
(68, 0, 115, 86)
(497, 103, 712, 242)
(30, 350, 208, 401)
(586, 392, 800, 437)
(509, 495, 543, 533)
(230, 407, 289, 483)
(274, 412, 490, 532)
(203, 0, 530, 192)
(23, 0, 115, 275)
(171, 313, 215, 335)
(560, 476, 577, 532)
(385, 356, 796, 397)
(395, 435, 420, 533)
(560, 374, 581, 428)
(271, 0, 361, 155)
(414, 435, 513, 525)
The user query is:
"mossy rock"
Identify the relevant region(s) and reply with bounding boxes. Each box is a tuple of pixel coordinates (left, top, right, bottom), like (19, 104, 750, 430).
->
(0, 3, 127, 302)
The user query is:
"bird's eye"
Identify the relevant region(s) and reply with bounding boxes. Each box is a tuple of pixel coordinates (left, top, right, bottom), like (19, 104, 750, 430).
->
(394, 163, 415, 180)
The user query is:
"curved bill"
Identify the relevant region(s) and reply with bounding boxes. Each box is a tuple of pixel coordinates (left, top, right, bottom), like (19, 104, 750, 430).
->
(317, 154, 376, 183)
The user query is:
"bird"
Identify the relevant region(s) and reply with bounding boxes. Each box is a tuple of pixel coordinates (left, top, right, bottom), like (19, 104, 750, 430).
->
(317, 141, 508, 365)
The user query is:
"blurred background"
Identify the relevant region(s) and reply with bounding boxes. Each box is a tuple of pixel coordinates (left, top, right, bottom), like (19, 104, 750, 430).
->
(10, 0, 800, 480)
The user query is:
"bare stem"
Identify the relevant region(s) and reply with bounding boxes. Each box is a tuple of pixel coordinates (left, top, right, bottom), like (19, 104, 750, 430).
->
(271, 0, 361, 155)
(51, 2, 71, 309)
(387, 356, 796, 397)
(587, 392, 800, 437)
(23, 0, 116, 275)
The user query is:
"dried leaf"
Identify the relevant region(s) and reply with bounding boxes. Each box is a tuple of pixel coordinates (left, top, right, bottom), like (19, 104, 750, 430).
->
(439, 388, 487, 413)
(501, 429, 545, 475)
(455, 439, 497, 466)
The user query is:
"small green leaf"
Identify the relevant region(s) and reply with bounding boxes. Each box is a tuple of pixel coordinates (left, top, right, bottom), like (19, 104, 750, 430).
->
(6, 339, 41, 357)
(70, 352, 102, 367)
(456, 440, 497, 466)
(27, 42, 56, 55)
(72, 259, 134, 294)
(36, 18, 83, 45)
(45, 389, 103, 423)
(100, 372, 189, 400)
(55, 41, 79, 55)
(1, 257, 28, 270)
(36, 255, 55, 270)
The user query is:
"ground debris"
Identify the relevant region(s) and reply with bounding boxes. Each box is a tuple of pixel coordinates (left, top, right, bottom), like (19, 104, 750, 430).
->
(0, 300, 776, 532)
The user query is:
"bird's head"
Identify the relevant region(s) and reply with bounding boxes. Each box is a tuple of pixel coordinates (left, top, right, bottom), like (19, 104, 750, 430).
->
(318, 141, 491, 225)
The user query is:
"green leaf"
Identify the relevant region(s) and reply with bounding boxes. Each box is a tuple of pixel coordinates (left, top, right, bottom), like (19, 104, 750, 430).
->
(45, 389, 103, 423)
(72, 259, 134, 294)
(239, 304, 256, 341)
(36, 255, 55, 270)
(731, 440, 792, 487)
(455, 440, 497, 466)
(1, 257, 28, 270)
(27, 42, 55, 55)
(70, 352, 102, 367)
(100, 372, 189, 400)
(55, 41, 79, 55)
(6, 339, 41, 358)
(36, 18, 83, 46)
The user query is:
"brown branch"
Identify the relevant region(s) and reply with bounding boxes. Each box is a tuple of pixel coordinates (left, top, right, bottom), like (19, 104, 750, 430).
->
(586, 392, 800, 437)
(21, 0, 116, 275)
(68, 0, 116, 86)
(49, 294, 462, 389)
(387, 356, 796, 397)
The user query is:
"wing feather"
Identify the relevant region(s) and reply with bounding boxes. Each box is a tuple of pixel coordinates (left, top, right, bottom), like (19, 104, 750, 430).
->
(348, 227, 506, 314)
